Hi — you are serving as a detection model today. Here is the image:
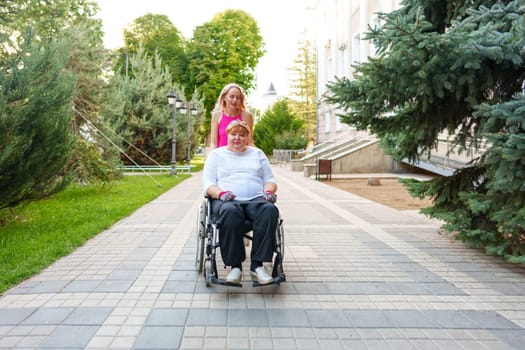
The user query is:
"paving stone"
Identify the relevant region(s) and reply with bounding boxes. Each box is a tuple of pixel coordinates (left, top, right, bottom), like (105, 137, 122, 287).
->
(63, 307, 112, 325)
(61, 280, 101, 293)
(464, 310, 521, 329)
(107, 269, 142, 280)
(134, 326, 183, 349)
(344, 310, 393, 328)
(271, 337, 297, 350)
(94, 280, 134, 293)
(306, 309, 351, 328)
(162, 281, 198, 293)
(295, 337, 321, 350)
(267, 309, 309, 327)
(186, 309, 228, 326)
(39, 325, 99, 348)
(421, 282, 466, 295)
(383, 310, 437, 328)
(486, 283, 525, 295)
(146, 308, 188, 326)
(340, 339, 368, 349)
(409, 339, 441, 349)
(118, 260, 149, 269)
(27, 281, 69, 294)
(0, 309, 35, 325)
(168, 270, 200, 281)
(228, 309, 268, 327)
(22, 307, 74, 325)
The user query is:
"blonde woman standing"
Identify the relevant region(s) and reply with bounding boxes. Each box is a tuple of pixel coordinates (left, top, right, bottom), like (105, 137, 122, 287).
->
(209, 83, 254, 149)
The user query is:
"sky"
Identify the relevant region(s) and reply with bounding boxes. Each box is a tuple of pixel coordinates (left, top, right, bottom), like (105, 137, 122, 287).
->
(94, 0, 314, 108)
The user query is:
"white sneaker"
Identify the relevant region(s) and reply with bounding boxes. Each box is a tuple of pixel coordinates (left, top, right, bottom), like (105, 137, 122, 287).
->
(250, 266, 273, 285)
(226, 267, 242, 284)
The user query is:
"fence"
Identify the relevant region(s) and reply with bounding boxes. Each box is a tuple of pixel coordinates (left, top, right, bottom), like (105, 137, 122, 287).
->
(116, 165, 194, 173)
(272, 149, 303, 162)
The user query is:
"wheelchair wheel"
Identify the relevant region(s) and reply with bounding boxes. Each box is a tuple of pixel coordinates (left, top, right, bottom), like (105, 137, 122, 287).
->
(195, 202, 206, 273)
(204, 259, 211, 287)
(272, 253, 283, 278)
(277, 220, 284, 259)
(272, 219, 285, 280)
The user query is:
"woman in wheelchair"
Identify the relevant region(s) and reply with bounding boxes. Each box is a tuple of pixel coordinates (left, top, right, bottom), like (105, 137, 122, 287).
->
(202, 120, 278, 285)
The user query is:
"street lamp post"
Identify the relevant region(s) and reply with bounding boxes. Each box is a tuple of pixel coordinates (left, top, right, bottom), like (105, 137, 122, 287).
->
(167, 92, 182, 175)
(186, 105, 198, 165)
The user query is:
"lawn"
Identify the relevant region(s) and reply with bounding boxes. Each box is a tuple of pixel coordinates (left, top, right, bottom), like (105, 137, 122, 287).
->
(0, 173, 190, 294)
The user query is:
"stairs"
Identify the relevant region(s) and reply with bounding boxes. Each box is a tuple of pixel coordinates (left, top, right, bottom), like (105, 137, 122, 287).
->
(290, 134, 398, 177)
(289, 133, 486, 178)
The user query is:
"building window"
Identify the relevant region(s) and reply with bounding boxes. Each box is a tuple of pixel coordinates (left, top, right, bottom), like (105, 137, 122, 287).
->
(324, 111, 331, 133)
(337, 45, 346, 78)
(370, 15, 381, 57)
(326, 56, 333, 83)
(352, 33, 361, 63)
(336, 115, 342, 131)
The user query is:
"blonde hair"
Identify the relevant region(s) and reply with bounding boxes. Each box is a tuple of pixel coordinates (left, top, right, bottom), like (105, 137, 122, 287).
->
(213, 83, 247, 112)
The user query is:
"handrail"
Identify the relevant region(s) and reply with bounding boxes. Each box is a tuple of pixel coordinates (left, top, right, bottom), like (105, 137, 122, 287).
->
(116, 165, 194, 173)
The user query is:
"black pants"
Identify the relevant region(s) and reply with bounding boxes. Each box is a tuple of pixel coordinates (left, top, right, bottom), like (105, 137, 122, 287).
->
(211, 198, 279, 267)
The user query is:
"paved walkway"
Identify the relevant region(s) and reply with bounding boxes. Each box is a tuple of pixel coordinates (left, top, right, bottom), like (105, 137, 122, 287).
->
(1, 166, 525, 350)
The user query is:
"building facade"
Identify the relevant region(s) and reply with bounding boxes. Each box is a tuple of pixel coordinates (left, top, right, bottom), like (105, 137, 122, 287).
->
(313, 0, 401, 143)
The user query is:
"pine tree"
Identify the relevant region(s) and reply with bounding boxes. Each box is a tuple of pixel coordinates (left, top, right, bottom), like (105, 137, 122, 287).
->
(0, 34, 76, 209)
(325, 1, 525, 261)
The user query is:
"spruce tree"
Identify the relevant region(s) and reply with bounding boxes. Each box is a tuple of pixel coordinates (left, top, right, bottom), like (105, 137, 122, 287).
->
(0, 34, 76, 209)
(103, 47, 180, 164)
(324, 1, 525, 261)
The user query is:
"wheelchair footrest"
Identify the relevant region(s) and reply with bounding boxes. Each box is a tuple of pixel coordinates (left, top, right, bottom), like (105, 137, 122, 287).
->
(252, 273, 286, 287)
(209, 276, 243, 288)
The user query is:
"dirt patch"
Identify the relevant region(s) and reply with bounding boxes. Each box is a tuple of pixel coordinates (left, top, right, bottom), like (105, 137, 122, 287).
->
(325, 177, 432, 211)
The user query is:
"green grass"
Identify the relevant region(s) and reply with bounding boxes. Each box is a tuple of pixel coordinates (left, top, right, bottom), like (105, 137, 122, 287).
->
(191, 154, 205, 172)
(0, 174, 190, 294)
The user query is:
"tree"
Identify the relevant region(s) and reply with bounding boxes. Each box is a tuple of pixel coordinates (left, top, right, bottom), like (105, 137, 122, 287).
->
(103, 47, 180, 164)
(0, 34, 76, 210)
(254, 100, 307, 155)
(116, 14, 188, 90)
(1, 0, 120, 184)
(0, 0, 100, 57)
(186, 9, 265, 139)
(324, 1, 525, 261)
(288, 39, 317, 142)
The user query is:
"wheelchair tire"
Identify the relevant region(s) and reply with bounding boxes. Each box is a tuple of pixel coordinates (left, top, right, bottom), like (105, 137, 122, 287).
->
(272, 218, 285, 281)
(195, 202, 206, 273)
(274, 219, 284, 260)
(204, 259, 211, 287)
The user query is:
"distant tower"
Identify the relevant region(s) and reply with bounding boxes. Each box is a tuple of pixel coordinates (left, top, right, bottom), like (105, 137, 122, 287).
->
(261, 82, 278, 112)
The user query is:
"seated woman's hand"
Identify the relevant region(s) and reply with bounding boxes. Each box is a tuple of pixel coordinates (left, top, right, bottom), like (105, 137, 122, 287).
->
(263, 191, 277, 203)
(219, 191, 236, 201)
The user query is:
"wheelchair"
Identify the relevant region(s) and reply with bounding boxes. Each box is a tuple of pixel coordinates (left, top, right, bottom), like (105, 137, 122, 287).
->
(195, 195, 286, 287)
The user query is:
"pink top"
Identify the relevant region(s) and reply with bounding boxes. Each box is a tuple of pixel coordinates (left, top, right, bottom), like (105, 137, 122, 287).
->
(217, 112, 243, 147)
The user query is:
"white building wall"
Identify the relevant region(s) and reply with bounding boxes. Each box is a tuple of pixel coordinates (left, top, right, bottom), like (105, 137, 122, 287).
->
(315, 0, 401, 143)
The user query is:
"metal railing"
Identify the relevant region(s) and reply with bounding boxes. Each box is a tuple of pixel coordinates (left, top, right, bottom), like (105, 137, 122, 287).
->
(272, 149, 303, 162)
(116, 165, 194, 173)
